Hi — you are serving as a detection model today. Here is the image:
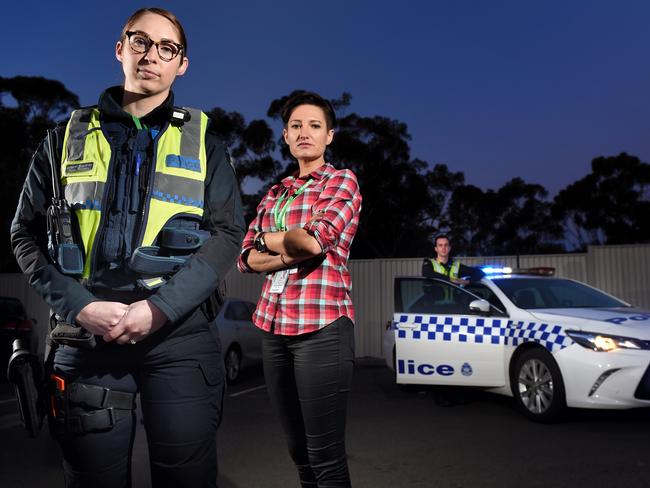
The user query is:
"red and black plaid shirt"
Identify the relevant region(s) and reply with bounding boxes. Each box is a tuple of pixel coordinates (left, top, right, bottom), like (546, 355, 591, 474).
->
(237, 163, 362, 335)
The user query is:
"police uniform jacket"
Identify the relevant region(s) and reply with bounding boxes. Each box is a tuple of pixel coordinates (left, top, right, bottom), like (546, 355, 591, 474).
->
(11, 86, 245, 338)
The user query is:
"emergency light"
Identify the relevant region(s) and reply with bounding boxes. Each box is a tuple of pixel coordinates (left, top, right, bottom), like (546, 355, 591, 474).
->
(481, 266, 513, 275)
(479, 266, 556, 276)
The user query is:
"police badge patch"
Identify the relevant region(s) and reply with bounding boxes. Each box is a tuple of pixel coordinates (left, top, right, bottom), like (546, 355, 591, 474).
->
(461, 362, 473, 376)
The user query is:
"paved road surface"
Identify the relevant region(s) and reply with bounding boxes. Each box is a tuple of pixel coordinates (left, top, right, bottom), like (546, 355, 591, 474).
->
(2, 359, 649, 487)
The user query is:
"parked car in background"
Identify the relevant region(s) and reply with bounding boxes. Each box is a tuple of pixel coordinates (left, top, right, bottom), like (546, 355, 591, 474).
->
(384, 269, 650, 421)
(1, 296, 37, 379)
(212, 298, 262, 383)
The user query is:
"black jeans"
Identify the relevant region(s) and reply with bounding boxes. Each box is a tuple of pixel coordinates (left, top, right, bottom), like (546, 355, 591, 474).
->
(52, 311, 225, 488)
(262, 316, 355, 488)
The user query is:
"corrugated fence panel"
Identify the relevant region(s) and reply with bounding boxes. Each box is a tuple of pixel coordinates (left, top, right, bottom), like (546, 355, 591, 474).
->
(348, 260, 381, 358)
(459, 255, 518, 268)
(459, 254, 588, 281)
(518, 254, 588, 281)
(343, 258, 425, 357)
(2, 244, 649, 358)
(589, 245, 650, 308)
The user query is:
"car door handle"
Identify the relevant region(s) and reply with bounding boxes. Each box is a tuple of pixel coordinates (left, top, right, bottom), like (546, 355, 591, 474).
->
(397, 323, 418, 329)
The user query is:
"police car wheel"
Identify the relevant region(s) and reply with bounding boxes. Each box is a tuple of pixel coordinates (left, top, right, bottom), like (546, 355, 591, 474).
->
(224, 347, 241, 384)
(513, 348, 565, 423)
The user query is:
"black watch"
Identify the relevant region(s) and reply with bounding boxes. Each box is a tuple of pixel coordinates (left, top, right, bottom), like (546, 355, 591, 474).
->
(255, 232, 268, 253)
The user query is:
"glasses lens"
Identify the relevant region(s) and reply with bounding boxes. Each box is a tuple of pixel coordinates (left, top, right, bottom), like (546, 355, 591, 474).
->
(157, 42, 179, 61)
(129, 34, 150, 54)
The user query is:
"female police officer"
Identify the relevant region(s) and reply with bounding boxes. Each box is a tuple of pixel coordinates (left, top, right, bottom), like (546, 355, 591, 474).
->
(11, 7, 244, 487)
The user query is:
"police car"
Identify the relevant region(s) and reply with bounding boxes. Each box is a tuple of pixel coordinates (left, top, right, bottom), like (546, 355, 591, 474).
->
(383, 268, 650, 421)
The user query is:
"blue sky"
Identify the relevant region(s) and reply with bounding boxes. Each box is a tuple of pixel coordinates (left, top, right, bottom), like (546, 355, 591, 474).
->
(4, 0, 649, 195)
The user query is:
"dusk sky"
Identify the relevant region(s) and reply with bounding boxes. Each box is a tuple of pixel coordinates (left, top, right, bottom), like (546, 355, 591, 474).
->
(4, 0, 649, 196)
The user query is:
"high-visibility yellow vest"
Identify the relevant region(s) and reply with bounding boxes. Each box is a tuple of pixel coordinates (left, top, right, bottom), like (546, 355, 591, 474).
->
(60, 106, 208, 278)
(429, 259, 460, 279)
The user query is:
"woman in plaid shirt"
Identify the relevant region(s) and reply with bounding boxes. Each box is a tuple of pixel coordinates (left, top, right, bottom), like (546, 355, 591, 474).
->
(238, 91, 361, 487)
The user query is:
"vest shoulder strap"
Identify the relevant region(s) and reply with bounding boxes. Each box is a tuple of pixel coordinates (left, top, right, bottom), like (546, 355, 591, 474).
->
(175, 107, 206, 162)
(65, 107, 99, 162)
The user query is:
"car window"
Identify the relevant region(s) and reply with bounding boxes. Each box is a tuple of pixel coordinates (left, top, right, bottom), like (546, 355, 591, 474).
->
(396, 278, 486, 315)
(0, 297, 26, 320)
(492, 278, 628, 309)
(244, 301, 256, 317)
(225, 301, 253, 321)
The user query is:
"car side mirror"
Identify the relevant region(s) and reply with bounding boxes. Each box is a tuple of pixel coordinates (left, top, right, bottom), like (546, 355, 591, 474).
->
(469, 299, 491, 314)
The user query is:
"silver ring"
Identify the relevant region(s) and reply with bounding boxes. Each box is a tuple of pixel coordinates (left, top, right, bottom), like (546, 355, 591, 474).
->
(128, 339, 137, 345)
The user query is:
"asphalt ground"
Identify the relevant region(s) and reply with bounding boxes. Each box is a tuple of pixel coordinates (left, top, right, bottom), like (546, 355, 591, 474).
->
(2, 358, 650, 488)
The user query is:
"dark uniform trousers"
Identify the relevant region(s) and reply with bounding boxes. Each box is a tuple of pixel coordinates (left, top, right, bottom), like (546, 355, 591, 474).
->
(52, 309, 225, 488)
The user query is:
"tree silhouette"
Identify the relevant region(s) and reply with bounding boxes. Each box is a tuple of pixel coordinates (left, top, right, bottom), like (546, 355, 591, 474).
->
(1, 76, 79, 271)
(205, 107, 282, 223)
(446, 178, 563, 256)
(4, 76, 650, 270)
(264, 91, 467, 258)
(553, 153, 650, 250)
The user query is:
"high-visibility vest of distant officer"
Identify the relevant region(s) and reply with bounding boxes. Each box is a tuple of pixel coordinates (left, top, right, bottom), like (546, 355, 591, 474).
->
(429, 258, 460, 279)
(421, 234, 485, 285)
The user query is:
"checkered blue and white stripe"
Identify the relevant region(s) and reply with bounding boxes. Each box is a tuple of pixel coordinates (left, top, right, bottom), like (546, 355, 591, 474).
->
(395, 314, 573, 352)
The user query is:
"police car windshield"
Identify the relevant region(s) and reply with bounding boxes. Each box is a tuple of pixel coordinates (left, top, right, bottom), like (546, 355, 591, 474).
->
(492, 278, 628, 309)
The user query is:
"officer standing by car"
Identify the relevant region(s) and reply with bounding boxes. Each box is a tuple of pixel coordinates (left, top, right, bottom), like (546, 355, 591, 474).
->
(421, 234, 484, 406)
(422, 234, 484, 284)
(10, 7, 244, 487)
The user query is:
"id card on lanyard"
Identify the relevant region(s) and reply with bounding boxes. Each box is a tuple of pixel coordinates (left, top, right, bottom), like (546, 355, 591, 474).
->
(268, 179, 313, 294)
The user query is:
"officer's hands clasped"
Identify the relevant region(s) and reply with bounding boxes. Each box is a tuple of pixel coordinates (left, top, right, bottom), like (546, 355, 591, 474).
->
(75, 300, 166, 345)
(104, 300, 167, 345)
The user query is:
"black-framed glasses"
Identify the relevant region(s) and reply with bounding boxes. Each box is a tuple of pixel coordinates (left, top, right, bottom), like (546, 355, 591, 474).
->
(125, 30, 184, 62)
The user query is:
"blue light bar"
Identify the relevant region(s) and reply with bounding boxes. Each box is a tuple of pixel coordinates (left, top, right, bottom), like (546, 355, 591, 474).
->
(481, 266, 513, 275)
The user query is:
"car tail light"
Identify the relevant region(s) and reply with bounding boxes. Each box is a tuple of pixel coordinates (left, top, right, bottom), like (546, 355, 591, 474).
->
(17, 319, 33, 332)
(1, 321, 17, 331)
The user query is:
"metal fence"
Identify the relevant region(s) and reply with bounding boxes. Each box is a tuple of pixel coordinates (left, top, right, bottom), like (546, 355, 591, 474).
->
(3, 244, 649, 358)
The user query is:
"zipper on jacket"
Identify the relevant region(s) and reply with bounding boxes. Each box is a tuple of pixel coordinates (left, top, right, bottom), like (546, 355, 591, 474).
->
(86, 124, 119, 288)
(132, 122, 166, 250)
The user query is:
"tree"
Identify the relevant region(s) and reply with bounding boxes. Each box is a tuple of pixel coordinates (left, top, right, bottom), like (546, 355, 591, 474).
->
(553, 153, 650, 250)
(0, 76, 79, 122)
(445, 184, 493, 255)
(12, 78, 646, 268)
(491, 178, 563, 254)
(446, 178, 562, 256)
(205, 107, 281, 222)
(0, 76, 79, 271)
(264, 90, 466, 258)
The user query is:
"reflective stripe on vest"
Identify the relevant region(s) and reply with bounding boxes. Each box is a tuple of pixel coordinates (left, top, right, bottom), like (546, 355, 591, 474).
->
(430, 259, 460, 279)
(61, 107, 208, 278)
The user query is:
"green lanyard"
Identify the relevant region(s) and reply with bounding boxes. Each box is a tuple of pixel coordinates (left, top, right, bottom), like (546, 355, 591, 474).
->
(272, 179, 313, 231)
(131, 114, 148, 130)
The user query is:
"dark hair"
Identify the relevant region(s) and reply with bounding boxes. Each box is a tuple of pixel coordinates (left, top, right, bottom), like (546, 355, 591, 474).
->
(120, 7, 188, 56)
(434, 234, 450, 246)
(280, 91, 336, 130)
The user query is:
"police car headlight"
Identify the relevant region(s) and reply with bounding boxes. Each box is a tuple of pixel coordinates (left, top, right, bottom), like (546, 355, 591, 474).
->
(566, 330, 650, 352)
